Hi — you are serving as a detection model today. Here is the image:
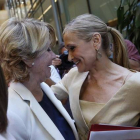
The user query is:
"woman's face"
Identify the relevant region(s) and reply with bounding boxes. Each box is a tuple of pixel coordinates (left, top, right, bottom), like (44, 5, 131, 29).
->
(31, 48, 56, 82)
(63, 32, 97, 72)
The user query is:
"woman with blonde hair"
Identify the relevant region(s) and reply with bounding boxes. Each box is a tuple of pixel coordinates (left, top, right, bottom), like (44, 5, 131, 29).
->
(51, 14, 140, 140)
(0, 18, 78, 140)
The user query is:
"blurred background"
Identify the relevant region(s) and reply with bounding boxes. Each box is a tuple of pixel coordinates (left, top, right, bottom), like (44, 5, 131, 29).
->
(0, 0, 140, 53)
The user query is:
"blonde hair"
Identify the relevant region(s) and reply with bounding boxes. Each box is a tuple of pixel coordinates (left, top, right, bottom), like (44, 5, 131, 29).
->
(63, 14, 129, 68)
(0, 18, 56, 83)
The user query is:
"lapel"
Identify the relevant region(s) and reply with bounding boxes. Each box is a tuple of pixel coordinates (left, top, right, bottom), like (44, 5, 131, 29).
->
(40, 82, 79, 140)
(70, 71, 140, 133)
(69, 71, 89, 134)
(89, 72, 140, 127)
(10, 82, 64, 140)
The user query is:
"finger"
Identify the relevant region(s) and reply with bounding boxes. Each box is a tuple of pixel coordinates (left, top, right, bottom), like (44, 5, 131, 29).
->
(56, 55, 60, 58)
(52, 57, 61, 61)
(52, 60, 62, 66)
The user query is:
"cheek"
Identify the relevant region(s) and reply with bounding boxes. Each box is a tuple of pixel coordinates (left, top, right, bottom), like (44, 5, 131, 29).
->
(84, 49, 95, 59)
(44, 54, 51, 64)
(84, 51, 96, 66)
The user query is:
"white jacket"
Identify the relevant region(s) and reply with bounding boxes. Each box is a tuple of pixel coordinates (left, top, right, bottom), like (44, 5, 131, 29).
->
(7, 82, 79, 140)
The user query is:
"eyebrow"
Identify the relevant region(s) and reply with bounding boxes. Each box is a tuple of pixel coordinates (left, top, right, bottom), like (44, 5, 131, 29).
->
(65, 44, 76, 49)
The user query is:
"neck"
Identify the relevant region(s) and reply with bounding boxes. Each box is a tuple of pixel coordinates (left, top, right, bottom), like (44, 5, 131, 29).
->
(22, 74, 43, 102)
(88, 54, 123, 80)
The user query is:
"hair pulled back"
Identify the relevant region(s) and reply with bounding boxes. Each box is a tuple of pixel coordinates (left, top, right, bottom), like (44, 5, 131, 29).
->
(63, 14, 129, 68)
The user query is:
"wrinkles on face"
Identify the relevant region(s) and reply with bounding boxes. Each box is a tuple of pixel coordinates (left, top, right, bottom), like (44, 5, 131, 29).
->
(63, 32, 97, 72)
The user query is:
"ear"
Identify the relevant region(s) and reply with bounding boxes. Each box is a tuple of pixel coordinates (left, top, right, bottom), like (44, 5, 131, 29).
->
(92, 33, 101, 50)
(22, 59, 34, 68)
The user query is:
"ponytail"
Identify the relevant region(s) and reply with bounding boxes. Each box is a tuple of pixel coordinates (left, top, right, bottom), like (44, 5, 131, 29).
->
(107, 27, 130, 68)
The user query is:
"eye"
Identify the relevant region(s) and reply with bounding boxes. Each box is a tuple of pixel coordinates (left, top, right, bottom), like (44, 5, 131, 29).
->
(47, 48, 51, 52)
(69, 46, 75, 51)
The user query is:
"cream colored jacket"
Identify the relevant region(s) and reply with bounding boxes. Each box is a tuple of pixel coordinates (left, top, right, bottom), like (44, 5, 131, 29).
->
(51, 67, 140, 140)
(7, 82, 79, 140)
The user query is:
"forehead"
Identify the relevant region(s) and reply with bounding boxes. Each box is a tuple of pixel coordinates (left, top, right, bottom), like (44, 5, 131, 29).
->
(63, 32, 79, 46)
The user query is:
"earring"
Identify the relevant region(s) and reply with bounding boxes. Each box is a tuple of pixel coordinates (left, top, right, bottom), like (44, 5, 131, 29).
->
(95, 49, 102, 60)
(32, 62, 35, 66)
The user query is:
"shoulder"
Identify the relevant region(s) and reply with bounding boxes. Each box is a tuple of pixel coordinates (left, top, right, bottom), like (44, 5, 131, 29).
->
(7, 84, 32, 140)
(57, 67, 79, 84)
(59, 67, 88, 89)
(67, 67, 79, 75)
(125, 72, 140, 89)
(8, 85, 29, 109)
(8, 83, 32, 126)
(129, 71, 140, 82)
(8, 86, 25, 108)
(7, 91, 31, 129)
(66, 67, 88, 79)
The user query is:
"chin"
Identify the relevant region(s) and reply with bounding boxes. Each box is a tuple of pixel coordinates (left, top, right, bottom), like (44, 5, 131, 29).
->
(46, 75, 51, 78)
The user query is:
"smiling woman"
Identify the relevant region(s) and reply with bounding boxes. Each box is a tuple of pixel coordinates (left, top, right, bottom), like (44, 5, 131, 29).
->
(0, 18, 78, 140)
(51, 14, 140, 140)
(64, 32, 97, 73)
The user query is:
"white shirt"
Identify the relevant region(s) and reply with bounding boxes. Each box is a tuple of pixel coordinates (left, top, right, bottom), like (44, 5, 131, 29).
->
(50, 65, 61, 83)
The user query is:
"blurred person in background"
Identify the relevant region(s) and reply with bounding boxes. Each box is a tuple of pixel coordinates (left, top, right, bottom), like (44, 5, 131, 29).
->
(51, 14, 140, 140)
(125, 39, 140, 71)
(52, 42, 75, 78)
(0, 18, 78, 140)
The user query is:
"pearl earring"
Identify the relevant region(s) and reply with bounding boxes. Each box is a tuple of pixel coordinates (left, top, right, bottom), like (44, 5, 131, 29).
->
(32, 62, 35, 66)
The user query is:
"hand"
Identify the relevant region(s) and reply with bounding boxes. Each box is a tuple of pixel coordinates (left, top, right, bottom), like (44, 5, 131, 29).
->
(52, 55, 62, 66)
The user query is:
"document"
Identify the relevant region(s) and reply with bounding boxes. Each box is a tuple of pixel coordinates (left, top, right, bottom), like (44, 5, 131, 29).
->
(88, 124, 140, 140)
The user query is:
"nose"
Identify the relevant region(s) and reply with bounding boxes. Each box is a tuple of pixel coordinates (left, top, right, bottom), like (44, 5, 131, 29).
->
(68, 51, 73, 62)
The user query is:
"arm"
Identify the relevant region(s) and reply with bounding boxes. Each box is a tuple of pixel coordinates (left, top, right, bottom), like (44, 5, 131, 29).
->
(51, 73, 69, 100)
(51, 67, 79, 100)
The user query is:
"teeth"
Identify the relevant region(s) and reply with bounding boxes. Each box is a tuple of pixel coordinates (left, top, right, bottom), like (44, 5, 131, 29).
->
(75, 61, 80, 65)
